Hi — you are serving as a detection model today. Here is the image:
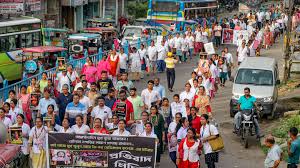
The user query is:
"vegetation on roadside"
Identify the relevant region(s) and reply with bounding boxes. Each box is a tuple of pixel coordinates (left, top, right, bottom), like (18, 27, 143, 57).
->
(127, 1, 148, 19)
(278, 79, 300, 96)
(261, 115, 300, 161)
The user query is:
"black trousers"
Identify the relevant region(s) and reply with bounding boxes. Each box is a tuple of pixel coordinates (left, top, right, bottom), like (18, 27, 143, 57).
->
(287, 164, 298, 168)
(166, 68, 175, 89)
(215, 36, 221, 47)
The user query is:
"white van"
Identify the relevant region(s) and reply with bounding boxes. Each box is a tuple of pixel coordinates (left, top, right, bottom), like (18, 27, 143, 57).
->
(230, 57, 280, 118)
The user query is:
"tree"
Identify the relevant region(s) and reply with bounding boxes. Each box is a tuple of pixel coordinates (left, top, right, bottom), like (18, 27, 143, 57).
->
(127, 1, 148, 19)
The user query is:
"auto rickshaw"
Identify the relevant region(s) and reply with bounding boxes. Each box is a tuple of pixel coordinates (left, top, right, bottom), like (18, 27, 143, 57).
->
(82, 27, 119, 50)
(22, 46, 68, 77)
(68, 33, 101, 59)
(42, 28, 69, 47)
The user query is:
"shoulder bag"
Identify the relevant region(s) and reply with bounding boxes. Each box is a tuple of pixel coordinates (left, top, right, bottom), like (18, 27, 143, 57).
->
(208, 124, 224, 151)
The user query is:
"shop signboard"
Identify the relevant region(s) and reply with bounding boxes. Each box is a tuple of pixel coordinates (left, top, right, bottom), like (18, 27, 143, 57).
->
(0, 0, 24, 14)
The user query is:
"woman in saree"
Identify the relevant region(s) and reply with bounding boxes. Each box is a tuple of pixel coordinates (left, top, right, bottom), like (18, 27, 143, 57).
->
(107, 49, 120, 84)
(192, 86, 212, 117)
(82, 57, 97, 84)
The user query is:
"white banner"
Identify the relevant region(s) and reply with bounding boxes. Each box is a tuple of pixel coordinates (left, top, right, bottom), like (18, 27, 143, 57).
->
(204, 42, 215, 55)
(233, 30, 249, 46)
(0, 0, 24, 14)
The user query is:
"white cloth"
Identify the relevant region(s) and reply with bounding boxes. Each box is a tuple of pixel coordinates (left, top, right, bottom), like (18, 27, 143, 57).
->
(170, 102, 187, 118)
(91, 105, 112, 125)
(177, 126, 188, 140)
(157, 45, 167, 60)
(79, 96, 92, 109)
(119, 53, 128, 70)
(141, 89, 161, 108)
(182, 138, 200, 162)
(187, 36, 194, 48)
(112, 129, 131, 136)
(1, 117, 12, 128)
(57, 72, 70, 92)
(29, 126, 48, 153)
(180, 91, 195, 106)
(54, 124, 74, 133)
(174, 37, 183, 49)
(168, 121, 177, 134)
(264, 144, 282, 168)
(147, 46, 157, 61)
(200, 124, 219, 154)
(130, 52, 141, 72)
(71, 124, 90, 134)
(74, 82, 91, 91)
(195, 31, 202, 42)
(139, 131, 158, 139)
(237, 46, 248, 63)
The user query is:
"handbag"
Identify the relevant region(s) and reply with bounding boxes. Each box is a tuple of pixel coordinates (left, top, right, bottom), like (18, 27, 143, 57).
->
(208, 124, 224, 151)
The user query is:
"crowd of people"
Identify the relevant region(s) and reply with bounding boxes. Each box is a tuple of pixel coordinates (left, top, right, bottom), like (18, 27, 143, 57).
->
(1, 2, 300, 168)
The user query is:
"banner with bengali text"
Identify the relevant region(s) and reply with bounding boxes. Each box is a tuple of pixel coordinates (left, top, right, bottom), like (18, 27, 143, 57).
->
(46, 133, 157, 168)
(0, 0, 24, 14)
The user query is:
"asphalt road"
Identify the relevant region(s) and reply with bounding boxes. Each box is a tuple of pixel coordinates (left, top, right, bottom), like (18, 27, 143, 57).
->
(133, 36, 288, 168)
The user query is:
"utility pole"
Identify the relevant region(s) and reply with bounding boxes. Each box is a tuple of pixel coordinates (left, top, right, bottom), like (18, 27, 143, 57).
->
(283, 0, 293, 84)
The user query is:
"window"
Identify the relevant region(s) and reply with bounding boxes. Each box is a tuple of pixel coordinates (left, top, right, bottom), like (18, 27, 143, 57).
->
(153, 2, 179, 12)
(7, 26, 20, 33)
(0, 37, 8, 52)
(0, 27, 6, 34)
(8, 36, 16, 50)
(26, 33, 33, 47)
(235, 69, 274, 86)
(33, 32, 40, 46)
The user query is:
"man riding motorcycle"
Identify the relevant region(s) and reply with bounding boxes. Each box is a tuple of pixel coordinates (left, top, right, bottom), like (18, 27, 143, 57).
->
(233, 87, 263, 139)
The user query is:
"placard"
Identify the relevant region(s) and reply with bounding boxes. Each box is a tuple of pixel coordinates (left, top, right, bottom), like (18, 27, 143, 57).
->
(233, 30, 249, 46)
(204, 42, 215, 55)
(47, 133, 156, 168)
(115, 102, 127, 120)
(30, 93, 41, 111)
(222, 28, 234, 44)
(9, 126, 23, 145)
(57, 57, 66, 71)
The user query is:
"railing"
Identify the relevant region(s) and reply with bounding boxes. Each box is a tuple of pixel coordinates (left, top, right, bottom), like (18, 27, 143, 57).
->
(0, 35, 155, 103)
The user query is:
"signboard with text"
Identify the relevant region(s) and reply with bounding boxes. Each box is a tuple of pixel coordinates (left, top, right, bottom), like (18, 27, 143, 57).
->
(47, 133, 156, 168)
(0, 0, 24, 14)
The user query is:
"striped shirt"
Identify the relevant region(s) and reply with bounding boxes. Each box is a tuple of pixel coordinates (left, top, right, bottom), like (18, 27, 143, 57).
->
(65, 102, 87, 119)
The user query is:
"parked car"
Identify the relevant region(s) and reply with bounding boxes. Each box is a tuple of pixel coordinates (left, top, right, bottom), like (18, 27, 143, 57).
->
(230, 57, 280, 119)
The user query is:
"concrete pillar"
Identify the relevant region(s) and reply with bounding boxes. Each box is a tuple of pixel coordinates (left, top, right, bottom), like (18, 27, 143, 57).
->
(99, 0, 102, 17)
(102, 0, 105, 18)
(122, 0, 124, 15)
(115, 0, 118, 25)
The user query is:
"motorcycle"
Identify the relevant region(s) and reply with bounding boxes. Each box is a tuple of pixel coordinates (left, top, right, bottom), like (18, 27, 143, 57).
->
(239, 105, 263, 148)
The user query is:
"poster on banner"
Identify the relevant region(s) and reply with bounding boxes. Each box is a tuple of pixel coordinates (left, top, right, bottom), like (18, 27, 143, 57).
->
(47, 133, 156, 168)
(9, 126, 23, 145)
(233, 30, 249, 46)
(222, 29, 234, 44)
(204, 42, 215, 55)
(0, 0, 24, 14)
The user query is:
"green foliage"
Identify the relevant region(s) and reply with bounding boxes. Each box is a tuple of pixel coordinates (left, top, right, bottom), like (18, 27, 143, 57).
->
(127, 1, 148, 19)
(271, 115, 300, 138)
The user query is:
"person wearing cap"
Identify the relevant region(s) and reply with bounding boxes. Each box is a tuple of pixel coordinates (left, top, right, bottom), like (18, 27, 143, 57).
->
(164, 52, 179, 92)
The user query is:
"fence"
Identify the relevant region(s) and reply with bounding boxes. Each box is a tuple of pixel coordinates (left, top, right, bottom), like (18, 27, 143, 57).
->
(0, 36, 154, 103)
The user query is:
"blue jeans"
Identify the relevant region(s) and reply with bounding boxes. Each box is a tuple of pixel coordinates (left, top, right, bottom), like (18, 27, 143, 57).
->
(188, 48, 194, 59)
(156, 60, 165, 72)
(169, 151, 176, 166)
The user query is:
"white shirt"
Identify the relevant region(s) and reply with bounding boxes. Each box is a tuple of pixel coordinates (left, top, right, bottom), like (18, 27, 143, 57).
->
(200, 124, 219, 154)
(167, 38, 174, 48)
(181, 38, 189, 51)
(147, 46, 157, 61)
(201, 32, 208, 43)
(91, 105, 112, 125)
(237, 46, 248, 62)
(141, 89, 161, 108)
(74, 82, 91, 91)
(80, 96, 92, 109)
(168, 121, 177, 134)
(29, 126, 48, 153)
(112, 129, 131, 136)
(195, 31, 202, 42)
(264, 144, 282, 168)
(170, 102, 187, 118)
(57, 72, 70, 92)
(177, 126, 188, 141)
(138, 48, 147, 60)
(225, 53, 233, 64)
(139, 131, 158, 139)
(186, 36, 194, 48)
(1, 117, 12, 128)
(209, 63, 218, 79)
(180, 90, 195, 106)
(67, 71, 79, 82)
(157, 45, 167, 60)
(119, 53, 128, 69)
(12, 123, 30, 155)
(106, 123, 118, 130)
(174, 37, 182, 49)
(72, 124, 90, 134)
(54, 124, 74, 133)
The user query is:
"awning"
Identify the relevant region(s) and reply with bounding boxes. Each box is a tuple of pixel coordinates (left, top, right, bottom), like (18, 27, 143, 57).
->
(22, 46, 67, 53)
(68, 33, 100, 41)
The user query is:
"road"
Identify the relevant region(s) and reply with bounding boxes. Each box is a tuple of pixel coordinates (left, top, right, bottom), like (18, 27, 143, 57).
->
(133, 37, 287, 168)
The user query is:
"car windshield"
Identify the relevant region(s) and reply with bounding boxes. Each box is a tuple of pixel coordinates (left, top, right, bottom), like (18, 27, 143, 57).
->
(235, 69, 273, 86)
(123, 28, 142, 38)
